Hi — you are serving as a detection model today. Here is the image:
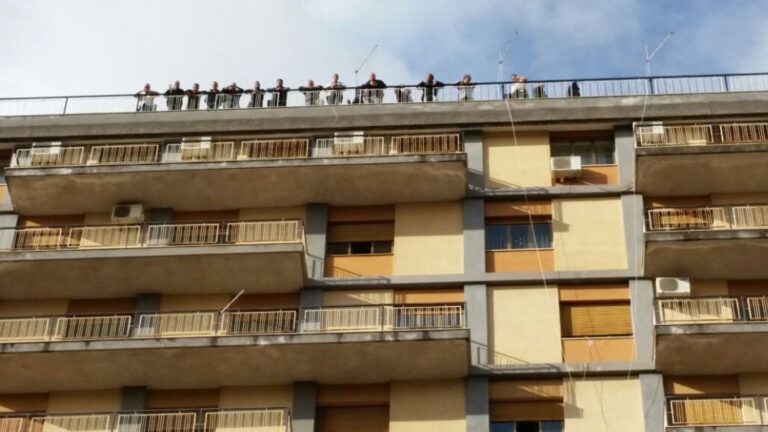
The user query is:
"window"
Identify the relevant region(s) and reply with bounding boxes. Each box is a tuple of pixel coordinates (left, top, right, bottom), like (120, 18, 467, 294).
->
(491, 421, 563, 432)
(328, 241, 393, 255)
(551, 139, 615, 165)
(486, 223, 552, 250)
(560, 302, 632, 337)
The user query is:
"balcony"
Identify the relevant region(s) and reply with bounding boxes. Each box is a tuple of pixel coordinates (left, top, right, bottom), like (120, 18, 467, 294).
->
(0, 220, 306, 299)
(656, 296, 768, 375)
(666, 397, 765, 429)
(636, 122, 768, 196)
(0, 409, 292, 432)
(645, 205, 768, 279)
(4, 134, 467, 214)
(0, 304, 468, 393)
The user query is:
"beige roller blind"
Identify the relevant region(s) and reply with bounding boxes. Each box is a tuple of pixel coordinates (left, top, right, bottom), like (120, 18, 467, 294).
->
(327, 223, 394, 242)
(316, 406, 389, 432)
(490, 401, 564, 421)
(560, 303, 632, 337)
(485, 201, 552, 218)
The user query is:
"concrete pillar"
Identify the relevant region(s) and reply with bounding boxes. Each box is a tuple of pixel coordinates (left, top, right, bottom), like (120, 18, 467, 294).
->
(463, 198, 486, 276)
(121, 386, 147, 410)
(292, 382, 317, 432)
(0, 214, 18, 228)
(615, 125, 636, 189)
(464, 284, 489, 366)
(630, 279, 655, 365)
(621, 194, 645, 277)
(305, 204, 328, 279)
(639, 373, 665, 432)
(145, 208, 173, 223)
(464, 130, 484, 191)
(465, 376, 490, 432)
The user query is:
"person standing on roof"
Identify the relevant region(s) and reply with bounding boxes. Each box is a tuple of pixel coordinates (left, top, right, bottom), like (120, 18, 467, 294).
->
(222, 82, 244, 108)
(185, 83, 202, 110)
(268, 79, 290, 107)
(134, 83, 160, 112)
(205, 81, 221, 109)
(326, 73, 346, 105)
(163, 81, 185, 111)
(417, 73, 445, 102)
(299, 80, 324, 106)
(456, 74, 475, 101)
(246, 81, 264, 108)
(358, 72, 386, 104)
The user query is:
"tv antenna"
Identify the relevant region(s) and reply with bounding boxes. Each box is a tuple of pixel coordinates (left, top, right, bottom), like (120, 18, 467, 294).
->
(645, 32, 674, 77)
(220, 289, 245, 314)
(355, 44, 378, 87)
(497, 31, 519, 81)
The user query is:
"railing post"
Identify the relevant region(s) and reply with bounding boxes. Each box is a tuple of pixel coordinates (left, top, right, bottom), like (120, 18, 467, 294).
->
(62, 97, 69, 115)
(648, 78, 655, 95)
(723, 75, 730, 92)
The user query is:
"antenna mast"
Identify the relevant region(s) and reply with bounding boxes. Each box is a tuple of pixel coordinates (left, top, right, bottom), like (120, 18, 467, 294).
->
(355, 44, 379, 87)
(497, 31, 519, 81)
(645, 32, 674, 77)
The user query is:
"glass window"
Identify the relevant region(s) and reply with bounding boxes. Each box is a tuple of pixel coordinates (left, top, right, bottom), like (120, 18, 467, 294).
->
(490, 421, 563, 432)
(372, 241, 392, 254)
(350, 241, 373, 255)
(593, 140, 615, 164)
(491, 423, 515, 432)
(328, 241, 393, 256)
(551, 139, 615, 165)
(541, 421, 563, 432)
(486, 223, 552, 250)
(327, 243, 349, 255)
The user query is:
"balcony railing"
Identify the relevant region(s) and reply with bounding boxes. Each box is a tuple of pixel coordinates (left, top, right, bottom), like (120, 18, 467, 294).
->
(646, 205, 768, 231)
(656, 295, 768, 324)
(636, 121, 768, 147)
(2, 72, 767, 116)
(0, 304, 465, 344)
(0, 409, 292, 432)
(668, 397, 762, 426)
(9, 134, 464, 169)
(0, 220, 303, 252)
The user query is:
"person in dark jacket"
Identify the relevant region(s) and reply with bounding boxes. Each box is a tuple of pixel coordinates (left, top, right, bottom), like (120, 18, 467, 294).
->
(358, 73, 386, 104)
(163, 81, 185, 111)
(222, 82, 244, 108)
(246, 81, 264, 108)
(206, 81, 221, 109)
(134, 83, 159, 112)
(417, 73, 445, 102)
(456, 74, 475, 101)
(268, 79, 289, 107)
(326, 73, 346, 105)
(567, 81, 581, 97)
(185, 83, 202, 110)
(394, 85, 413, 103)
(298, 80, 323, 106)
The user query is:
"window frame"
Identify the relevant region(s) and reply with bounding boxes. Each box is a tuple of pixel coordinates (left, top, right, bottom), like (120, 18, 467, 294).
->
(327, 240, 394, 256)
(485, 222, 553, 251)
(550, 138, 616, 166)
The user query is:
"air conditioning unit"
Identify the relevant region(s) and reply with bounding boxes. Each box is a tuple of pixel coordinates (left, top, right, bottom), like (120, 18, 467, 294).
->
(181, 136, 212, 150)
(111, 204, 144, 224)
(655, 277, 691, 297)
(551, 156, 582, 180)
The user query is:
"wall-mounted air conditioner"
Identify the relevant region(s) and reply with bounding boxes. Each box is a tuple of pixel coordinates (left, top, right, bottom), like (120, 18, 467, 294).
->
(111, 203, 144, 224)
(550, 156, 582, 180)
(655, 277, 691, 297)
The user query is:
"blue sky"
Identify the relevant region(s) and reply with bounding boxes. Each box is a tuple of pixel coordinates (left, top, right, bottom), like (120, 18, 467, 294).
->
(1, 0, 767, 96)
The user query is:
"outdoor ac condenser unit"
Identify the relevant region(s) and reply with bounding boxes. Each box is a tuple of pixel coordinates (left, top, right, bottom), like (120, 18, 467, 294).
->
(655, 277, 691, 297)
(111, 203, 144, 224)
(550, 156, 582, 180)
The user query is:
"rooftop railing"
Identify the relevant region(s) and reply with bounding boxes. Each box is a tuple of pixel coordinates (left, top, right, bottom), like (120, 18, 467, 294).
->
(2, 72, 767, 117)
(9, 133, 463, 169)
(668, 397, 763, 427)
(635, 121, 768, 147)
(0, 303, 465, 344)
(646, 205, 768, 232)
(0, 220, 303, 252)
(0, 409, 292, 432)
(657, 295, 768, 324)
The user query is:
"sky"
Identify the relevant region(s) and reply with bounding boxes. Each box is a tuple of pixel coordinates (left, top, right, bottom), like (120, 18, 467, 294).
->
(1, 0, 767, 97)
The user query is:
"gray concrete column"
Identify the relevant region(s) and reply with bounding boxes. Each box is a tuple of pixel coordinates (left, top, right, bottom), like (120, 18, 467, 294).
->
(621, 193, 645, 277)
(0, 214, 18, 228)
(464, 284, 489, 366)
(630, 279, 655, 365)
(464, 130, 484, 191)
(305, 204, 328, 279)
(615, 125, 636, 190)
(639, 373, 665, 432)
(292, 382, 317, 432)
(299, 288, 323, 309)
(121, 386, 147, 410)
(465, 376, 490, 432)
(463, 198, 486, 276)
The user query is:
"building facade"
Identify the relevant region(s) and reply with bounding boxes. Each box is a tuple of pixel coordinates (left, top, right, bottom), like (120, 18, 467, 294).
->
(0, 75, 767, 431)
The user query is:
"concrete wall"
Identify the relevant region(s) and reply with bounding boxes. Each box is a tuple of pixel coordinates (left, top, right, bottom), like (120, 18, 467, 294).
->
(0, 299, 68, 317)
(158, 294, 230, 311)
(46, 390, 122, 413)
(488, 286, 562, 364)
(564, 377, 645, 432)
(218, 385, 293, 408)
(553, 197, 628, 271)
(562, 337, 636, 362)
(393, 202, 463, 276)
(239, 206, 306, 221)
(484, 131, 551, 188)
(323, 289, 393, 306)
(0, 394, 49, 412)
(389, 380, 465, 432)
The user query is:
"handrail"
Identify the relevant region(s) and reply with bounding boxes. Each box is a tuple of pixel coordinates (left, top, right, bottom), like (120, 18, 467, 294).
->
(668, 397, 761, 426)
(646, 205, 768, 232)
(635, 121, 768, 147)
(656, 295, 768, 324)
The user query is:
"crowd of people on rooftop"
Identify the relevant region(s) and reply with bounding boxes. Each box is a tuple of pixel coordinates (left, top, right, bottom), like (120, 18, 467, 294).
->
(134, 73, 581, 112)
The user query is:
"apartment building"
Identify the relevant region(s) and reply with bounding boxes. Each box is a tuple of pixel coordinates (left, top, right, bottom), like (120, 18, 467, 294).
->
(0, 74, 766, 432)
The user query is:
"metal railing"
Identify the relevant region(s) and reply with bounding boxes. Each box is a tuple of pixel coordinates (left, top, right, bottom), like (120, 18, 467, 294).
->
(636, 121, 768, 147)
(0, 304, 464, 343)
(668, 397, 761, 426)
(87, 144, 159, 165)
(238, 139, 310, 160)
(646, 205, 768, 231)
(3, 72, 768, 117)
(312, 137, 389, 157)
(0, 409, 292, 432)
(0, 220, 303, 252)
(657, 295, 768, 324)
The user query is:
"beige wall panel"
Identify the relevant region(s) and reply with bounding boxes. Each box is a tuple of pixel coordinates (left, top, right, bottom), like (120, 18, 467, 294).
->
(552, 198, 627, 271)
(323, 290, 393, 306)
(558, 284, 630, 302)
(328, 206, 395, 223)
(393, 202, 463, 276)
(218, 386, 293, 408)
(564, 377, 644, 432)
(238, 207, 306, 221)
(173, 210, 239, 222)
(393, 289, 464, 304)
(18, 215, 84, 227)
(317, 384, 390, 406)
(0, 394, 49, 412)
(665, 375, 740, 395)
(486, 250, 555, 273)
(232, 294, 299, 310)
(324, 255, 394, 277)
(489, 380, 563, 401)
(0, 300, 68, 317)
(67, 298, 136, 314)
(692, 279, 729, 297)
(159, 295, 231, 312)
(83, 213, 112, 225)
(389, 380, 465, 432)
(145, 390, 219, 408)
(561, 337, 636, 362)
(489, 286, 562, 364)
(484, 131, 551, 188)
(711, 193, 768, 205)
(47, 390, 122, 413)
(739, 373, 768, 394)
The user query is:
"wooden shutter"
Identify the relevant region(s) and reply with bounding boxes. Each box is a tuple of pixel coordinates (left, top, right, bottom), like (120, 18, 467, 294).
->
(560, 303, 632, 337)
(490, 401, 564, 421)
(316, 406, 389, 432)
(327, 223, 394, 242)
